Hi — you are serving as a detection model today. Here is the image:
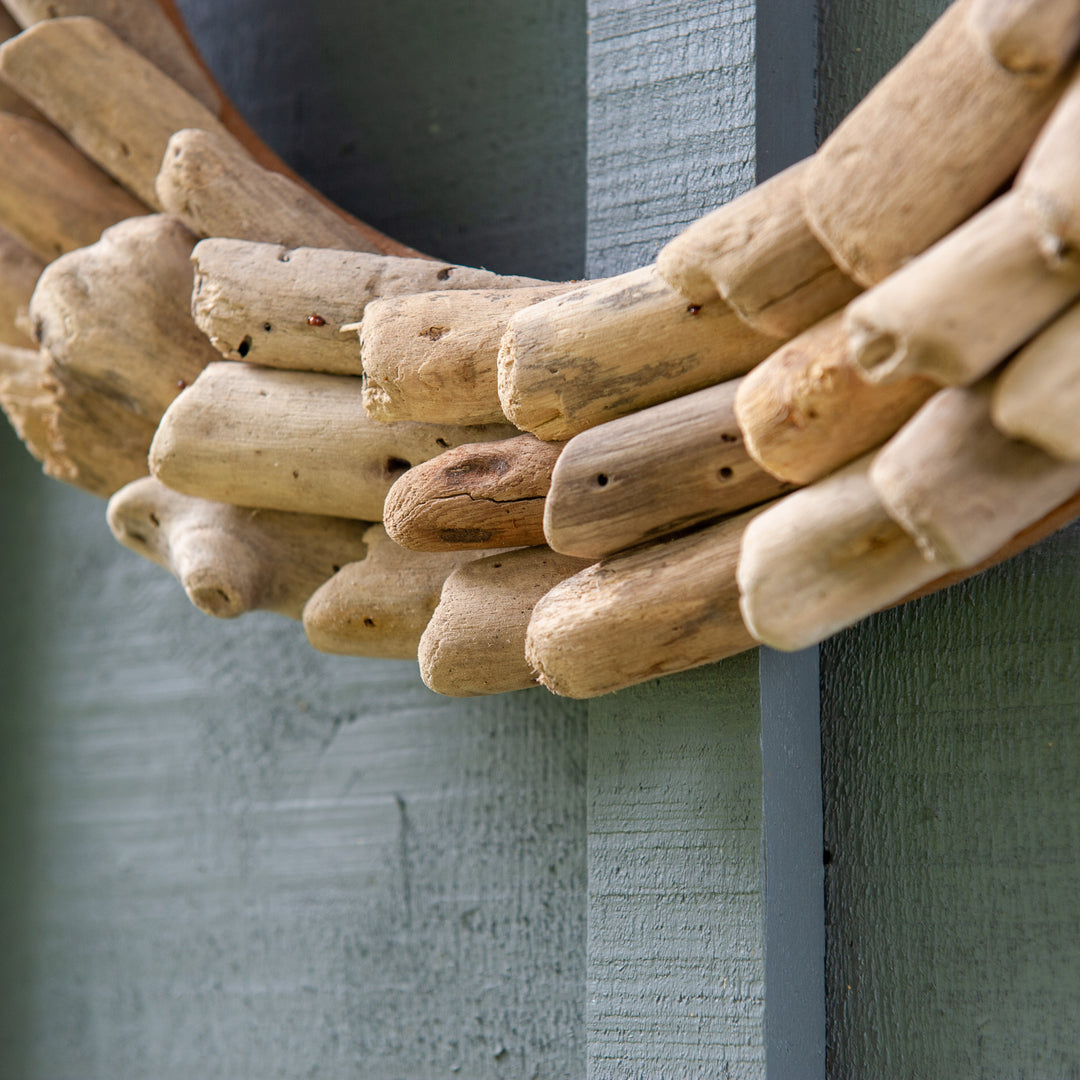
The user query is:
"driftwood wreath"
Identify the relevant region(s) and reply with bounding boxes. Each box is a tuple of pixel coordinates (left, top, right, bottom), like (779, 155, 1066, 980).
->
(1, 0, 1079, 699)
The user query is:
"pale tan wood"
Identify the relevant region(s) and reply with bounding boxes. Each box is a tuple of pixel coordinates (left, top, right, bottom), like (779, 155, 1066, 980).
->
(846, 193, 1080, 386)
(3, 0, 221, 110)
(0, 341, 52, 463)
(303, 525, 484, 660)
(156, 127, 380, 252)
(0, 223, 44, 347)
(0, 8, 45, 120)
(656, 160, 860, 338)
(191, 238, 545, 375)
(870, 379, 1080, 568)
(970, 0, 1080, 77)
(29, 214, 218, 420)
(0, 16, 233, 207)
(108, 477, 371, 620)
(497, 265, 774, 441)
(992, 300, 1080, 460)
(736, 458, 946, 652)
(544, 377, 791, 559)
(149, 361, 518, 520)
(383, 433, 561, 551)
(526, 509, 765, 699)
(360, 284, 572, 425)
(733, 313, 937, 485)
(0, 111, 147, 262)
(419, 546, 592, 697)
(803, 0, 1068, 287)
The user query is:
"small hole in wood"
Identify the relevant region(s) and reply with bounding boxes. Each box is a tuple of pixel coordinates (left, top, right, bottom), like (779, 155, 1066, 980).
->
(721, 432, 738, 443)
(387, 456, 411, 475)
(148, 513, 160, 527)
(237, 336, 252, 358)
(719, 466, 733, 480)
(436, 438, 449, 449)
(363, 617, 375, 627)
(436, 267, 453, 280)
(596, 473, 608, 487)
(263, 322, 272, 332)
(332, 564, 341, 574)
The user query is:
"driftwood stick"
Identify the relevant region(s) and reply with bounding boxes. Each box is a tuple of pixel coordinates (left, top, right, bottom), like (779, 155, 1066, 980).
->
(419, 546, 592, 697)
(303, 525, 484, 660)
(803, 0, 1068, 286)
(360, 284, 571, 425)
(846, 193, 1080, 386)
(869, 380, 1080, 568)
(526, 509, 765, 699)
(991, 299, 1080, 461)
(383, 434, 561, 551)
(736, 458, 947, 652)
(0, 223, 44, 347)
(0, 111, 146, 262)
(149, 361, 517, 520)
(29, 214, 218, 420)
(544, 377, 791, 559)
(0, 17, 234, 207)
(0, 8, 44, 120)
(2, 0, 221, 110)
(656, 160, 860, 338)
(107, 477, 371, 620)
(970, 0, 1080, 77)
(191, 238, 544, 376)
(733, 313, 937, 485)
(155, 128, 379, 252)
(497, 265, 774, 440)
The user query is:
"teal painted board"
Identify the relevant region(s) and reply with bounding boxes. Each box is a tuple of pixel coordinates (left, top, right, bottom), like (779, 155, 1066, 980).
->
(1, 2, 591, 1077)
(585, 2, 765, 1075)
(818, 1, 1080, 1074)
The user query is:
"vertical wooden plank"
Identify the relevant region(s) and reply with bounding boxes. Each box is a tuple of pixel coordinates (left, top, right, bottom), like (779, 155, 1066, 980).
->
(819, 3, 1080, 1075)
(585, 3, 765, 1075)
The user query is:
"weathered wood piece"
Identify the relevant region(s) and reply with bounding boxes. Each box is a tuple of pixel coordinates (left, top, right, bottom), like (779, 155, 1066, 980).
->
(360, 284, 572, 425)
(156, 127, 379, 252)
(0, 111, 146, 262)
(971, 0, 1080, 77)
(803, 0, 1068, 286)
(734, 313, 937, 484)
(303, 525, 483, 660)
(527, 509, 768, 699)
(847, 193, 1080, 387)
(736, 458, 946, 652)
(870, 380, 1080, 568)
(544, 377, 790, 559)
(29, 214, 217, 420)
(656, 160, 860, 338)
(150, 361, 517, 520)
(0, 16, 234, 207)
(0, 223, 44, 347)
(419, 546, 592, 696)
(191, 238, 544, 375)
(107, 477, 371, 620)
(992, 300, 1080, 460)
(383, 434, 560, 551)
(0, 7, 44, 120)
(0, 341, 51, 462)
(498, 265, 774, 440)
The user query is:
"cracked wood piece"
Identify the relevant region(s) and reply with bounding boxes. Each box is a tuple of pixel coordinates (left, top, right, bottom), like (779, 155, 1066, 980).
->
(360, 284, 572, 425)
(544, 377, 790, 560)
(382, 433, 560, 551)
(971, 0, 1080, 77)
(526, 508, 767, 699)
(190, 238, 545, 376)
(3, 0, 220, 110)
(303, 525, 484, 660)
(992, 299, 1080, 460)
(803, 0, 1068, 287)
(0, 111, 147, 262)
(107, 477, 371, 620)
(656, 159, 860, 338)
(156, 128, 379, 252)
(0, 16, 234, 207)
(870, 379, 1080, 568)
(419, 546, 592, 697)
(149, 361, 517, 520)
(29, 214, 218, 420)
(497, 264, 774, 441)
(0, 223, 44, 347)
(847, 193, 1080, 387)
(733, 312, 937, 485)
